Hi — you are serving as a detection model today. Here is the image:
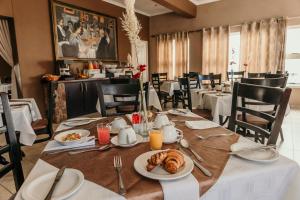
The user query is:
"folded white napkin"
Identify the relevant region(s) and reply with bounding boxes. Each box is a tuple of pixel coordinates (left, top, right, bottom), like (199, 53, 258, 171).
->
(43, 136, 95, 152)
(185, 120, 220, 130)
(56, 117, 103, 132)
(160, 174, 200, 200)
(14, 159, 126, 200)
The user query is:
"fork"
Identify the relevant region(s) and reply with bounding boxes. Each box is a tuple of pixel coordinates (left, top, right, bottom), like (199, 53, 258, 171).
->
(114, 156, 126, 195)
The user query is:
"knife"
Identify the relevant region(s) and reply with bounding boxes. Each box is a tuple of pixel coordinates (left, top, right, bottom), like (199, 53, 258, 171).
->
(178, 148, 212, 177)
(44, 166, 66, 200)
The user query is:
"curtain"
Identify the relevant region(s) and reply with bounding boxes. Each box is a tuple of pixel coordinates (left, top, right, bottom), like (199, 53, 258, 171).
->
(202, 26, 229, 80)
(240, 18, 287, 73)
(156, 34, 173, 80)
(0, 19, 21, 98)
(174, 32, 189, 77)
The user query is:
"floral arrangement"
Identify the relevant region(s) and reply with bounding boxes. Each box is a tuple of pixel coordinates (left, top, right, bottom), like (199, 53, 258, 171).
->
(120, 0, 149, 135)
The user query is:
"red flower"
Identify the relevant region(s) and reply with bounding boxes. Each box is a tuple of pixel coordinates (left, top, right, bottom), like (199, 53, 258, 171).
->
(138, 64, 147, 72)
(132, 72, 141, 79)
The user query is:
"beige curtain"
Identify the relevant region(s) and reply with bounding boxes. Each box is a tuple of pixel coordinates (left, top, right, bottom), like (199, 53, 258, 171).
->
(156, 34, 174, 80)
(240, 18, 287, 73)
(174, 32, 189, 77)
(0, 19, 21, 98)
(202, 26, 229, 80)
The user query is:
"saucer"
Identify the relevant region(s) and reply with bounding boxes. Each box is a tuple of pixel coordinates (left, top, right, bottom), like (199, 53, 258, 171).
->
(111, 134, 144, 147)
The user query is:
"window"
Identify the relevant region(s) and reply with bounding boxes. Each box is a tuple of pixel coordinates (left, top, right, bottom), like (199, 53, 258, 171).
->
(228, 32, 241, 72)
(285, 27, 300, 84)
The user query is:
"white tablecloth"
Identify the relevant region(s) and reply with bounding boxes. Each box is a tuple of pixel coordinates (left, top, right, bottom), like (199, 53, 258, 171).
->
(96, 88, 162, 113)
(199, 92, 291, 124)
(200, 136, 300, 200)
(0, 98, 42, 146)
(160, 81, 180, 96)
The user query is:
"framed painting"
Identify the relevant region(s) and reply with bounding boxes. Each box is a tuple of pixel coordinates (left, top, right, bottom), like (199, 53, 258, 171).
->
(50, 1, 118, 61)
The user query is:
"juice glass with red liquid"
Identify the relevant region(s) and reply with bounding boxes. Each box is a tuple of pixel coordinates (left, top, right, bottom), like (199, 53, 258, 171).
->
(97, 123, 110, 145)
(132, 113, 142, 133)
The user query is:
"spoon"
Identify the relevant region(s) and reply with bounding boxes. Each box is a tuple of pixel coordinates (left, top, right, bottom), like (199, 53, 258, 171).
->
(179, 139, 204, 162)
(197, 133, 234, 140)
(68, 144, 112, 155)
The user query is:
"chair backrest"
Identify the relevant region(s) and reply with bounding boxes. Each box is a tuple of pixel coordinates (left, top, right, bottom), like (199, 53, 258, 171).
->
(265, 73, 285, 78)
(183, 72, 200, 89)
(96, 83, 140, 117)
(152, 73, 167, 92)
(178, 77, 192, 111)
(248, 72, 269, 78)
(227, 71, 245, 81)
(228, 82, 291, 145)
(143, 82, 149, 107)
(0, 92, 24, 190)
(241, 77, 288, 88)
(110, 77, 131, 84)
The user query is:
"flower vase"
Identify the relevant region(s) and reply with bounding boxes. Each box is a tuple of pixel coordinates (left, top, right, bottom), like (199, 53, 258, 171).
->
(138, 78, 149, 137)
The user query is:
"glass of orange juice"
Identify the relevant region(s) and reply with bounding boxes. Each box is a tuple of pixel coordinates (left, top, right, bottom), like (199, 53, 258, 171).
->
(149, 129, 163, 150)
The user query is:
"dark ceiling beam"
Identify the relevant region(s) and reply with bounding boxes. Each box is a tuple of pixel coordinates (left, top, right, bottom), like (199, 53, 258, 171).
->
(152, 0, 197, 18)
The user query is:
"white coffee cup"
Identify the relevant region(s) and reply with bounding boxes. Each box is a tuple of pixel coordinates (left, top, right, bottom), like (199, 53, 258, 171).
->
(215, 84, 222, 91)
(118, 126, 137, 145)
(161, 124, 182, 143)
(154, 113, 170, 129)
(111, 117, 127, 132)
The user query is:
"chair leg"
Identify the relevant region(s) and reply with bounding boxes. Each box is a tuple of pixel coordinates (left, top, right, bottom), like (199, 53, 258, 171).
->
(280, 128, 284, 142)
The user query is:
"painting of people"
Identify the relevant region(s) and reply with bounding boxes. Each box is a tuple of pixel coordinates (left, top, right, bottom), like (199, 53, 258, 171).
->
(51, 1, 118, 60)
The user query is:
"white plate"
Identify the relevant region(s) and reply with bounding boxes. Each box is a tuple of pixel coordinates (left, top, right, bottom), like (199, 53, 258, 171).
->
(63, 120, 93, 127)
(54, 129, 90, 146)
(152, 121, 175, 129)
(134, 150, 194, 181)
(111, 134, 144, 147)
(22, 168, 84, 200)
(230, 142, 279, 163)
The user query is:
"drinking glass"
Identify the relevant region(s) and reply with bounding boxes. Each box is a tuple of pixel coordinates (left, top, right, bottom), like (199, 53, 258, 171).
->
(97, 123, 110, 145)
(149, 129, 163, 150)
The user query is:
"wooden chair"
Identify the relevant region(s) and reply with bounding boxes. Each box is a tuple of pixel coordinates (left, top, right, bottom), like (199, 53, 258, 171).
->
(143, 82, 149, 107)
(174, 77, 192, 111)
(228, 82, 291, 145)
(31, 81, 55, 143)
(151, 73, 173, 108)
(240, 77, 288, 141)
(198, 74, 211, 88)
(0, 92, 24, 191)
(227, 71, 245, 82)
(248, 72, 269, 78)
(265, 73, 285, 78)
(96, 83, 140, 117)
(184, 72, 200, 89)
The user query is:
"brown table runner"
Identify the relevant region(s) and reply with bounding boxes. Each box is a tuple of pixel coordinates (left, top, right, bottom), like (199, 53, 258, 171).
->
(41, 114, 239, 200)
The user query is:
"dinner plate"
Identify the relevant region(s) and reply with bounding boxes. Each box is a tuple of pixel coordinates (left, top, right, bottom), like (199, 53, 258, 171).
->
(230, 142, 279, 163)
(63, 120, 93, 127)
(22, 168, 84, 200)
(111, 134, 144, 147)
(134, 150, 194, 181)
(54, 129, 90, 146)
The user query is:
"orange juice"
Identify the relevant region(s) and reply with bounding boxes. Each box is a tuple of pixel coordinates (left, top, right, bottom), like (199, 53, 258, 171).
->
(149, 129, 163, 150)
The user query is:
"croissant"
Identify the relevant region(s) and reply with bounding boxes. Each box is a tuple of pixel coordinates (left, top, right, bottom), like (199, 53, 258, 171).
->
(163, 150, 185, 174)
(146, 151, 168, 172)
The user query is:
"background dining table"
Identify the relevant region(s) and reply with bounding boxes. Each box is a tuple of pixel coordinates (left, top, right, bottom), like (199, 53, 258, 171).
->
(0, 98, 42, 146)
(14, 112, 300, 200)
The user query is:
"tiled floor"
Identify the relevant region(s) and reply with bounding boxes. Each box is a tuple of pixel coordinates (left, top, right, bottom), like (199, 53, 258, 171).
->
(0, 109, 300, 199)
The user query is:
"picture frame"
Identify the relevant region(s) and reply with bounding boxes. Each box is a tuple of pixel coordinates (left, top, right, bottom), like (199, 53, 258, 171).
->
(50, 0, 118, 61)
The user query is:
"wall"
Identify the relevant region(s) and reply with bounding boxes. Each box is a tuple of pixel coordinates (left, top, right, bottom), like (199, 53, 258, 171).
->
(149, 0, 300, 106)
(0, 0, 149, 114)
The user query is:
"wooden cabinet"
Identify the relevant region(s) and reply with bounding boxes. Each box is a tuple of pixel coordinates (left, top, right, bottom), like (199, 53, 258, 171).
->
(64, 79, 108, 118)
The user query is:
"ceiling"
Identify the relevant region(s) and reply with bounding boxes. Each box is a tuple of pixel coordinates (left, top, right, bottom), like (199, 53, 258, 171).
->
(103, 0, 221, 17)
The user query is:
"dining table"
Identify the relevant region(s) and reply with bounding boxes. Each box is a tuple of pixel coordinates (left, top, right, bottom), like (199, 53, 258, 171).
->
(0, 98, 42, 146)
(14, 111, 300, 200)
